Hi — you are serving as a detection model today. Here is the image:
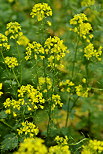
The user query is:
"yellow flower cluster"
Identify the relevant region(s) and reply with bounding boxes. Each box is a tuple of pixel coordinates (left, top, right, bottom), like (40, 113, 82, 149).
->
(75, 85, 90, 97)
(84, 43, 102, 61)
(0, 33, 10, 50)
(51, 94, 63, 110)
(30, 3, 52, 21)
(4, 57, 18, 68)
(14, 137, 47, 154)
(49, 136, 71, 154)
(0, 83, 3, 96)
(18, 84, 45, 110)
(25, 41, 44, 60)
(5, 22, 23, 39)
(82, 139, 103, 154)
(17, 35, 30, 46)
(37, 77, 52, 93)
(3, 98, 24, 117)
(59, 80, 74, 93)
(69, 13, 93, 41)
(81, 0, 95, 7)
(44, 36, 69, 67)
(17, 121, 39, 138)
(7, 0, 14, 3)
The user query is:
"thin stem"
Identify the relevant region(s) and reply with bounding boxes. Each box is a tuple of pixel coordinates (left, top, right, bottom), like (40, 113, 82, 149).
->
(15, 41, 22, 85)
(65, 37, 79, 127)
(65, 97, 71, 127)
(12, 68, 20, 87)
(0, 119, 13, 130)
(72, 37, 79, 79)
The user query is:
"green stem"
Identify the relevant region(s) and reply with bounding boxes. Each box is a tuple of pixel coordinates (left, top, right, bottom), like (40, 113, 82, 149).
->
(65, 97, 71, 127)
(72, 37, 79, 79)
(15, 41, 22, 85)
(12, 68, 20, 87)
(65, 37, 79, 127)
(0, 119, 13, 130)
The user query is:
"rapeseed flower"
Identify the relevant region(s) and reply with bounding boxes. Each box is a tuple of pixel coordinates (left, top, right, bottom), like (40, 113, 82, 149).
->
(4, 57, 18, 68)
(81, 0, 95, 7)
(14, 137, 47, 154)
(18, 84, 45, 110)
(5, 22, 23, 39)
(49, 136, 71, 154)
(30, 3, 52, 21)
(0, 83, 3, 96)
(82, 139, 103, 153)
(69, 13, 93, 41)
(0, 33, 10, 50)
(17, 121, 39, 137)
(44, 36, 69, 67)
(25, 41, 44, 60)
(84, 43, 102, 61)
(17, 35, 30, 46)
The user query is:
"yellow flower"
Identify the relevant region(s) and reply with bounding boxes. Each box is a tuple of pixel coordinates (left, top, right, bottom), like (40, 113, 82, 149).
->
(49, 136, 71, 154)
(81, 0, 95, 7)
(44, 36, 69, 67)
(3, 98, 24, 116)
(4, 57, 18, 68)
(69, 13, 93, 41)
(5, 22, 23, 39)
(0, 33, 10, 50)
(59, 80, 74, 94)
(30, 3, 52, 21)
(14, 137, 47, 154)
(47, 21, 52, 26)
(0, 83, 3, 96)
(84, 43, 102, 60)
(25, 41, 44, 60)
(37, 77, 52, 92)
(18, 84, 45, 110)
(17, 121, 39, 137)
(75, 84, 90, 97)
(51, 94, 63, 110)
(17, 35, 30, 46)
(82, 139, 103, 154)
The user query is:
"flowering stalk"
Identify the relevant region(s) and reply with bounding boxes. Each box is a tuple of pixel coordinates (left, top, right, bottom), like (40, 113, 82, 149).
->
(65, 37, 79, 127)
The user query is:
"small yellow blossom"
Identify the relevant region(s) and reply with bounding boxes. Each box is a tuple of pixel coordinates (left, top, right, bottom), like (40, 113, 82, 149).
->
(30, 3, 52, 21)
(75, 84, 90, 97)
(59, 80, 74, 94)
(0, 33, 10, 50)
(81, 0, 95, 7)
(25, 41, 44, 60)
(5, 22, 23, 39)
(69, 13, 93, 41)
(17, 35, 30, 46)
(51, 94, 63, 110)
(84, 43, 102, 61)
(44, 36, 69, 67)
(14, 137, 47, 154)
(0, 83, 3, 96)
(3, 98, 24, 116)
(49, 136, 71, 154)
(82, 78, 86, 83)
(18, 84, 45, 110)
(4, 57, 18, 68)
(7, 0, 14, 3)
(82, 139, 103, 154)
(37, 77, 52, 92)
(17, 121, 39, 137)
(47, 21, 52, 26)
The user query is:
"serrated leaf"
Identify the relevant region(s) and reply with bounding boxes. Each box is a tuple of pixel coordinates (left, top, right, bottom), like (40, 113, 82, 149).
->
(1, 133, 18, 152)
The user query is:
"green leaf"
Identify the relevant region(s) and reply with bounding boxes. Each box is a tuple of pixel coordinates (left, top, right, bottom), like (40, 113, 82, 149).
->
(1, 133, 18, 152)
